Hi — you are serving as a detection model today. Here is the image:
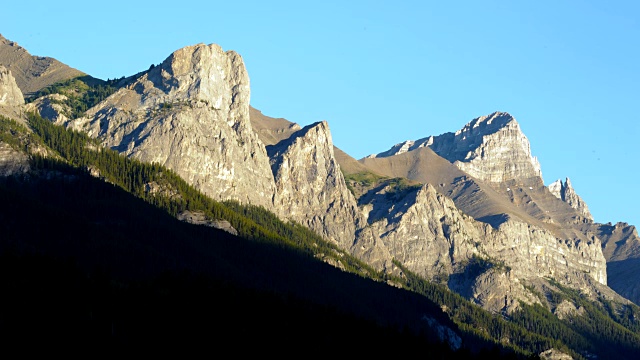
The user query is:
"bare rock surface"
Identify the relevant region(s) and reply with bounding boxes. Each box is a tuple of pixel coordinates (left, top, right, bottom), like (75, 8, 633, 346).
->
(266, 121, 391, 268)
(24, 93, 70, 123)
(0, 65, 25, 121)
(177, 210, 238, 235)
(548, 177, 593, 220)
(359, 182, 607, 313)
(368, 111, 543, 185)
(64, 43, 276, 209)
(539, 348, 573, 360)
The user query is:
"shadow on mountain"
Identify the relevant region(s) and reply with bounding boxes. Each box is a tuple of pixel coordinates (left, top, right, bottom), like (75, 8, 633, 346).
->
(607, 258, 640, 306)
(0, 170, 522, 357)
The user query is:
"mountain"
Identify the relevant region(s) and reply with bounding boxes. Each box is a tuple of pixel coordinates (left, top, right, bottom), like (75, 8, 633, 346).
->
(0, 34, 85, 96)
(2, 36, 640, 358)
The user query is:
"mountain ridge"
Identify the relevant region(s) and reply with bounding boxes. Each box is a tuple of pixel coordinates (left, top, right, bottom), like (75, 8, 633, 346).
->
(2, 35, 640, 358)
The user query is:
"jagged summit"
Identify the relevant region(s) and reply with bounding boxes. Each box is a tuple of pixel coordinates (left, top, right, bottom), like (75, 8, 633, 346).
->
(548, 177, 593, 220)
(64, 42, 277, 209)
(366, 111, 543, 185)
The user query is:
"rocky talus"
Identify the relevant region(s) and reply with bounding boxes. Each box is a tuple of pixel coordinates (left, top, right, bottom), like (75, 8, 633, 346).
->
(548, 177, 593, 220)
(64, 43, 276, 209)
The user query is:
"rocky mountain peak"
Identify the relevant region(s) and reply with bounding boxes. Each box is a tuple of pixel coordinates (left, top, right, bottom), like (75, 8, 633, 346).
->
(268, 120, 362, 246)
(0, 65, 24, 107)
(147, 43, 249, 107)
(367, 111, 543, 186)
(548, 177, 593, 220)
(67, 42, 276, 209)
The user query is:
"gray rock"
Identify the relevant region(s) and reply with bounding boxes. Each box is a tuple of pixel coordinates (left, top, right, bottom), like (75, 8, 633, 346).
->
(64, 43, 277, 209)
(177, 210, 238, 235)
(369, 112, 543, 185)
(548, 177, 593, 220)
(540, 348, 573, 360)
(24, 93, 70, 123)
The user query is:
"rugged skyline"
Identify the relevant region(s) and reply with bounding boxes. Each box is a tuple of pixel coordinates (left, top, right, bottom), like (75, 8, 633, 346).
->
(2, 30, 640, 357)
(2, 1, 639, 229)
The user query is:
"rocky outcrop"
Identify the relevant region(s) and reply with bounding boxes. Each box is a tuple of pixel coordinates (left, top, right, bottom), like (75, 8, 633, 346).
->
(0, 34, 85, 97)
(539, 348, 573, 360)
(360, 182, 607, 313)
(0, 142, 29, 176)
(0, 65, 24, 107)
(64, 43, 276, 209)
(590, 222, 640, 305)
(0, 65, 25, 121)
(177, 210, 238, 235)
(24, 93, 70, 123)
(266, 121, 391, 268)
(548, 177, 593, 220)
(268, 121, 359, 245)
(368, 112, 543, 186)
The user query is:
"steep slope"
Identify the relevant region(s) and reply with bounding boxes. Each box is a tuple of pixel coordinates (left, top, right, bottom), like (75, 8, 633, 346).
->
(0, 34, 85, 96)
(359, 180, 609, 313)
(64, 43, 277, 209)
(357, 111, 631, 313)
(266, 121, 391, 268)
(249, 106, 301, 145)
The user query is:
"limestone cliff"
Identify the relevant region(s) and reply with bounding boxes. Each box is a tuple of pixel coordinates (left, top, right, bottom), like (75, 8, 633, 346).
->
(0, 65, 24, 108)
(548, 177, 593, 220)
(0, 65, 24, 121)
(64, 43, 276, 208)
(266, 120, 391, 268)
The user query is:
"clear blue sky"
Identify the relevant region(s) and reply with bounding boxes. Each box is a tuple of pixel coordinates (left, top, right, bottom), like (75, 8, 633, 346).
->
(3, 0, 639, 228)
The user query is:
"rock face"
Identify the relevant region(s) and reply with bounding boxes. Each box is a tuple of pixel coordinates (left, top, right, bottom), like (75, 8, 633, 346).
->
(0, 65, 24, 108)
(369, 112, 543, 186)
(265, 120, 391, 268)
(548, 177, 593, 220)
(539, 348, 573, 360)
(0, 34, 85, 97)
(24, 94, 69, 123)
(268, 121, 359, 246)
(359, 182, 607, 313)
(65, 43, 276, 209)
